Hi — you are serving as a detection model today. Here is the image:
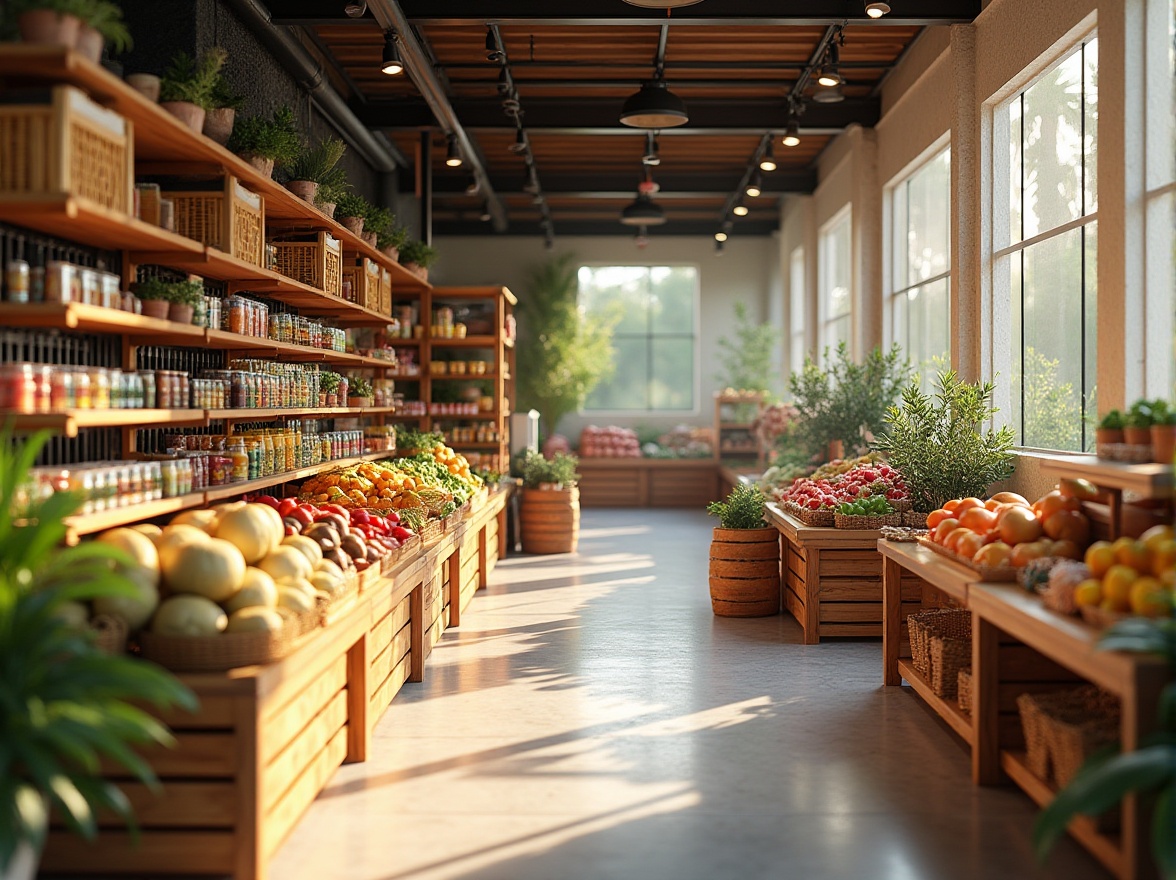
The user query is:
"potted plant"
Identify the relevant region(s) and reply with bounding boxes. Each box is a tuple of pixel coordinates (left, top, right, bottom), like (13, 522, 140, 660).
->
(364, 205, 393, 251)
(203, 70, 243, 146)
(377, 222, 409, 261)
(874, 370, 1015, 514)
(133, 278, 202, 323)
(124, 70, 160, 102)
(334, 193, 370, 236)
(11, 0, 81, 49)
(346, 375, 373, 408)
(1095, 409, 1126, 447)
(133, 277, 173, 320)
(318, 371, 341, 407)
(705, 484, 779, 617)
(73, 0, 131, 64)
(398, 239, 438, 281)
(283, 137, 346, 204)
(226, 106, 302, 179)
(1150, 401, 1176, 464)
(1124, 399, 1156, 448)
(0, 427, 197, 880)
(519, 451, 581, 554)
(158, 48, 225, 134)
(313, 167, 349, 219)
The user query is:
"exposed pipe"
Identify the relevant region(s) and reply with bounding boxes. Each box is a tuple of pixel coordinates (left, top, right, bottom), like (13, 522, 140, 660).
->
(224, 0, 404, 172)
(366, 0, 508, 231)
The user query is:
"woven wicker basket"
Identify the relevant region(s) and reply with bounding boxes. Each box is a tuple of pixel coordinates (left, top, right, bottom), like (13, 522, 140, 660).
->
(1017, 687, 1121, 788)
(343, 257, 381, 309)
(139, 618, 300, 672)
(91, 614, 127, 655)
(420, 518, 444, 545)
(785, 502, 835, 527)
(957, 669, 972, 714)
(889, 498, 913, 513)
(272, 231, 343, 296)
(0, 85, 133, 214)
(1096, 442, 1153, 463)
(833, 512, 901, 530)
(162, 176, 264, 267)
(917, 536, 1019, 582)
(379, 266, 392, 315)
(904, 510, 931, 528)
(908, 608, 971, 699)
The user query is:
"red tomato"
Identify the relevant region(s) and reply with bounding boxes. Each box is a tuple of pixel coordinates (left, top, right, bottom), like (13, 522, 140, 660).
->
(255, 495, 281, 510)
(323, 504, 351, 520)
(290, 506, 316, 527)
(278, 498, 299, 518)
(390, 526, 414, 541)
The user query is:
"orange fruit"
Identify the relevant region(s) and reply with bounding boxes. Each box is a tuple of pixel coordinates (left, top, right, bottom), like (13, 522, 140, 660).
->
(1140, 524, 1175, 546)
(933, 518, 961, 545)
(1000, 507, 1044, 546)
(991, 491, 1030, 507)
(1084, 541, 1116, 577)
(1103, 564, 1139, 606)
(1058, 478, 1100, 501)
(1150, 539, 1176, 578)
(1051, 540, 1083, 560)
(1011, 540, 1051, 567)
(945, 527, 976, 555)
(926, 509, 953, 529)
(974, 542, 1013, 568)
(1073, 579, 1103, 607)
(954, 497, 985, 514)
(1033, 490, 1080, 520)
(959, 507, 998, 534)
(1042, 510, 1091, 545)
(955, 531, 986, 559)
(1112, 537, 1151, 572)
(944, 499, 963, 514)
(1129, 577, 1171, 617)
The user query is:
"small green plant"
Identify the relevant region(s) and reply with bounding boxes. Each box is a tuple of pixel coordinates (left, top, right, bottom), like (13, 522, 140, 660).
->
(73, 0, 132, 53)
(346, 376, 373, 398)
(396, 428, 445, 452)
(159, 48, 226, 111)
(226, 106, 302, 165)
(706, 484, 767, 530)
(209, 72, 243, 112)
(835, 496, 894, 517)
(1126, 399, 1158, 429)
(317, 371, 341, 394)
(134, 278, 203, 306)
(398, 239, 439, 269)
(335, 192, 371, 221)
(1098, 409, 1126, 430)
(285, 137, 346, 184)
(381, 223, 410, 251)
(874, 370, 1015, 513)
(520, 450, 580, 489)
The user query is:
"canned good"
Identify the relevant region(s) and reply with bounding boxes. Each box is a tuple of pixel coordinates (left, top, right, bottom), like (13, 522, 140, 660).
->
(45, 261, 74, 304)
(5, 260, 30, 303)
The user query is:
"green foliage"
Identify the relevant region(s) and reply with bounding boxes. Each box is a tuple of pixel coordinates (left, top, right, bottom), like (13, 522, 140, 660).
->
(317, 371, 341, 393)
(381, 224, 410, 251)
(706, 484, 767, 529)
(1034, 614, 1176, 879)
(394, 429, 445, 453)
(835, 496, 894, 516)
(335, 192, 371, 221)
(1020, 346, 1087, 451)
(1126, 398, 1167, 429)
(159, 48, 226, 111)
(0, 426, 197, 872)
(715, 301, 780, 397)
(519, 450, 580, 489)
(787, 342, 911, 460)
(346, 376, 372, 398)
(516, 255, 618, 438)
(874, 370, 1015, 513)
(133, 278, 203, 306)
(392, 454, 482, 504)
(285, 137, 346, 185)
(398, 239, 438, 268)
(226, 106, 302, 165)
(1098, 409, 1126, 430)
(208, 67, 243, 111)
(72, 0, 132, 53)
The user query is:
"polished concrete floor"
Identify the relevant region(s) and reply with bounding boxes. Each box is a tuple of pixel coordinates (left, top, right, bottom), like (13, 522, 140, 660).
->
(270, 508, 1108, 880)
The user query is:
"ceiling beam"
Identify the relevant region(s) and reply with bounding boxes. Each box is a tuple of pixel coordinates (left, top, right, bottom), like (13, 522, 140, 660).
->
(432, 220, 780, 237)
(360, 97, 879, 131)
(431, 172, 816, 195)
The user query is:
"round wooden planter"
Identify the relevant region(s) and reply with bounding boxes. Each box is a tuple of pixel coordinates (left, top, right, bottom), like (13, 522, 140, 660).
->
(709, 526, 780, 617)
(521, 486, 580, 554)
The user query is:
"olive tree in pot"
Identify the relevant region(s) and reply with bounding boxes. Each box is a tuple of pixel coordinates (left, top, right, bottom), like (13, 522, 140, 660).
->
(283, 137, 346, 204)
(10, 0, 82, 49)
(519, 451, 581, 554)
(226, 106, 302, 179)
(706, 484, 780, 617)
(158, 48, 225, 134)
(0, 428, 198, 880)
(397, 240, 437, 281)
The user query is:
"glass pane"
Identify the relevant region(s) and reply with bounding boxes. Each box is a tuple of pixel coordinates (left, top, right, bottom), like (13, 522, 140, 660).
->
(1021, 228, 1087, 450)
(909, 278, 950, 389)
(892, 180, 909, 291)
(651, 338, 694, 410)
(578, 266, 648, 334)
(905, 149, 951, 288)
(1083, 221, 1098, 451)
(1022, 45, 1086, 238)
(650, 266, 696, 334)
(891, 289, 908, 362)
(823, 314, 851, 354)
(584, 336, 648, 411)
(1009, 252, 1024, 443)
(1083, 39, 1098, 214)
(790, 248, 805, 330)
(1009, 95, 1023, 245)
(790, 330, 806, 377)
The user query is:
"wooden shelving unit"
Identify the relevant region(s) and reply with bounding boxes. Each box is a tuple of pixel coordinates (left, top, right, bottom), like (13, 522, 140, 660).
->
(1038, 454, 1173, 538)
(713, 391, 766, 467)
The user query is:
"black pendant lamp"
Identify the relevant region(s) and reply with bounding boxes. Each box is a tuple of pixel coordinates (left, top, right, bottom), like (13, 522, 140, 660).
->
(621, 193, 666, 226)
(620, 80, 688, 128)
(381, 31, 404, 76)
(623, 0, 704, 6)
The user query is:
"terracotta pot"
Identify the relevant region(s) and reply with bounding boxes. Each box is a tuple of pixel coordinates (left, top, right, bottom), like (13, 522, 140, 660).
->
(326, 393, 338, 407)
(125, 73, 161, 103)
(202, 107, 236, 145)
(161, 101, 206, 134)
(708, 527, 780, 617)
(75, 24, 103, 63)
(1151, 425, 1176, 464)
(139, 299, 170, 320)
(287, 180, 318, 202)
(382, 245, 399, 261)
(319, 201, 337, 219)
(347, 396, 373, 408)
(168, 303, 194, 324)
(1124, 426, 1153, 447)
(240, 153, 275, 178)
(340, 216, 365, 236)
(18, 9, 80, 47)
(363, 231, 378, 247)
(1095, 427, 1125, 447)
(521, 486, 580, 554)
(318, 393, 328, 407)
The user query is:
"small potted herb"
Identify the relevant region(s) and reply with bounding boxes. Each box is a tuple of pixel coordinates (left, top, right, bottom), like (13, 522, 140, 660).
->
(334, 193, 370, 236)
(1124, 399, 1156, 447)
(519, 451, 581, 554)
(1095, 409, 1126, 447)
(283, 137, 346, 204)
(73, 0, 132, 63)
(705, 484, 779, 617)
(398, 239, 438, 281)
(1150, 401, 1176, 464)
(318, 371, 341, 407)
(11, 0, 82, 49)
(159, 48, 226, 134)
(378, 223, 410, 261)
(133, 278, 203, 323)
(364, 205, 393, 251)
(346, 376, 373, 408)
(313, 167, 349, 219)
(226, 106, 302, 179)
(203, 70, 244, 145)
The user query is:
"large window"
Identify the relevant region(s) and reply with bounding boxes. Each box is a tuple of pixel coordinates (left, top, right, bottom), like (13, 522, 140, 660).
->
(818, 208, 852, 354)
(578, 265, 697, 412)
(889, 147, 951, 385)
(789, 246, 806, 376)
(994, 35, 1098, 451)
(1145, 0, 1176, 397)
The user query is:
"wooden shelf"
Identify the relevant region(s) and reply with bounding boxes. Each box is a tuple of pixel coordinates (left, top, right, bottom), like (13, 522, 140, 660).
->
(204, 329, 395, 368)
(878, 540, 973, 605)
(429, 373, 498, 380)
(1001, 751, 1124, 877)
(203, 451, 390, 502)
(428, 412, 500, 421)
(0, 302, 205, 343)
(1037, 454, 1172, 498)
(446, 442, 502, 450)
(897, 659, 975, 745)
(64, 492, 205, 538)
(207, 406, 396, 423)
(2, 408, 206, 437)
(428, 336, 500, 348)
(431, 285, 517, 305)
(0, 194, 204, 255)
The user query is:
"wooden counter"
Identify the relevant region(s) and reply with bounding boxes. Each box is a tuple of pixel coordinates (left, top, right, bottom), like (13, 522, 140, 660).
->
(577, 457, 720, 508)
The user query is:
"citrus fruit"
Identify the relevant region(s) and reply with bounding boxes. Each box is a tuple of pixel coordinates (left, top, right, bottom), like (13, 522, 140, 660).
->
(1112, 537, 1150, 572)
(1103, 564, 1139, 606)
(1129, 577, 1171, 617)
(1073, 579, 1102, 607)
(1084, 541, 1115, 577)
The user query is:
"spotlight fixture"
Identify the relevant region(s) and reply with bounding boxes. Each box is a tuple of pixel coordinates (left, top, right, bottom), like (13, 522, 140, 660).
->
(745, 170, 763, 198)
(445, 135, 463, 168)
(733, 201, 749, 217)
(817, 43, 842, 87)
(642, 133, 661, 166)
(782, 118, 801, 147)
(485, 27, 502, 63)
(620, 80, 688, 129)
(479, 201, 492, 222)
(865, 1, 891, 17)
(621, 193, 666, 226)
(812, 82, 845, 103)
(380, 32, 404, 76)
(759, 140, 777, 172)
(508, 128, 528, 153)
(714, 230, 728, 242)
(496, 68, 510, 96)
(623, 0, 704, 7)
(343, 1, 366, 17)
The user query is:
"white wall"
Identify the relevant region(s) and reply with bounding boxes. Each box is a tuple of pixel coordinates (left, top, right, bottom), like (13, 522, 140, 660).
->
(429, 234, 778, 440)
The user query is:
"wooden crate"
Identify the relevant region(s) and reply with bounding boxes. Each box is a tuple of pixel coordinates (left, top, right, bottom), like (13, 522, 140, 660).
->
(0, 84, 133, 214)
(379, 266, 392, 315)
(342, 257, 380, 309)
(578, 458, 721, 508)
(272, 231, 342, 296)
(162, 176, 265, 267)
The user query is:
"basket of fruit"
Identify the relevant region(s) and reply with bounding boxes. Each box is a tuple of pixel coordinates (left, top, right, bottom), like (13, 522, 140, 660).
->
(784, 501, 835, 528)
(833, 497, 900, 530)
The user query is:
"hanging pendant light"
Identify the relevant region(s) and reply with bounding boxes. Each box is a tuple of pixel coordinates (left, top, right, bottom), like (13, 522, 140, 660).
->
(745, 170, 763, 198)
(812, 82, 845, 103)
(621, 193, 666, 226)
(380, 31, 403, 76)
(733, 200, 749, 217)
(782, 118, 801, 147)
(865, 2, 891, 18)
(759, 140, 777, 172)
(817, 43, 842, 87)
(445, 135, 463, 167)
(620, 80, 689, 128)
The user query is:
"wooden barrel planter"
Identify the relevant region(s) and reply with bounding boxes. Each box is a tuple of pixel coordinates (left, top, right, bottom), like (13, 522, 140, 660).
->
(709, 527, 780, 617)
(521, 485, 580, 554)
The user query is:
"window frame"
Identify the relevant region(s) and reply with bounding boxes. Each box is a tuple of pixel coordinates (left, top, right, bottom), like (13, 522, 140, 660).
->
(576, 262, 702, 416)
(788, 245, 807, 377)
(817, 205, 853, 356)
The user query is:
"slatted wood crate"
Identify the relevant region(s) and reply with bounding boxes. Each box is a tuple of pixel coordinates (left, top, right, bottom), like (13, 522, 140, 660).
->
(578, 458, 721, 508)
(271, 230, 342, 296)
(162, 175, 265, 267)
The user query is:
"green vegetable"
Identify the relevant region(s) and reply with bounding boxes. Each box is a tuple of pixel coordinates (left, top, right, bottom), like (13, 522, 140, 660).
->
(835, 496, 894, 516)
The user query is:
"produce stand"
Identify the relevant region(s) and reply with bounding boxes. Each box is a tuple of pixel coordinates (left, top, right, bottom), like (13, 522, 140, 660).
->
(1037, 455, 1173, 539)
(766, 501, 906, 643)
(577, 457, 720, 508)
(40, 486, 509, 880)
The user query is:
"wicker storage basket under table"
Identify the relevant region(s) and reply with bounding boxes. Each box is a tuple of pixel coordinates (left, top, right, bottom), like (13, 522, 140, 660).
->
(272, 230, 343, 296)
(1017, 686, 1122, 789)
(343, 256, 381, 309)
(907, 608, 971, 699)
(161, 175, 265, 267)
(139, 622, 301, 672)
(0, 84, 133, 214)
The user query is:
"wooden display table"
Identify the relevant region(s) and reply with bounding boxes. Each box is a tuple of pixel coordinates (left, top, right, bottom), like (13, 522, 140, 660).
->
(42, 488, 509, 880)
(718, 465, 759, 498)
(766, 502, 907, 643)
(1038, 455, 1173, 539)
(577, 457, 720, 508)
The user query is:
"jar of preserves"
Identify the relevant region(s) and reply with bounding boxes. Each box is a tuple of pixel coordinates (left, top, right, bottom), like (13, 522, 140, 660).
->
(45, 261, 73, 304)
(80, 269, 100, 306)
(138, 370, 156, 408)
(229, 439, 249, 482)
(5, 260, 30, 303)
(0, 364, 38, 412)
(49, 368, 73, 411)
(228, 296, 247, 335)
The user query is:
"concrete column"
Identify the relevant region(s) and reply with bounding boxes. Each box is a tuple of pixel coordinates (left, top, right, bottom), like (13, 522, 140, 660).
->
(852, 126, 882, 357)
(951, 24, 981, 383)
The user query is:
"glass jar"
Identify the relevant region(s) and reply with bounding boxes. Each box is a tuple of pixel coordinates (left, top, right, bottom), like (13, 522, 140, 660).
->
(0, 364, 38, 412)
(228, 297, 247, 335)
(229, 439, 249, 482)
(5, 260, 30, 303)
(45, 261, 73, 304)
(138, 370, 156, 408)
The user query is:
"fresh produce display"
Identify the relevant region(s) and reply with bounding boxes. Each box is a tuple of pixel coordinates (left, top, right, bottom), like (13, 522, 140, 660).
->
(775, 461, 908, 510)
(835, 496, 895, 517)
(579, 425, 641, 458)
(1073, 525, 1176, 617)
